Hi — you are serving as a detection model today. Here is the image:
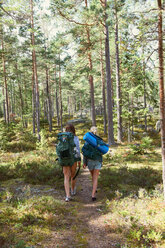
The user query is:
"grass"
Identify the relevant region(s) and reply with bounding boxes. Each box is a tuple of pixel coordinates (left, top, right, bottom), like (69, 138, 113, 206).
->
(99, 144, 164, 248)
(0, 116, 164, 247)
(0, 195, 76, 247)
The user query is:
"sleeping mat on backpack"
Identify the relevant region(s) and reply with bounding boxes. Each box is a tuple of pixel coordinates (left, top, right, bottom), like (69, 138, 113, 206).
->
(83, 132, 109, 154)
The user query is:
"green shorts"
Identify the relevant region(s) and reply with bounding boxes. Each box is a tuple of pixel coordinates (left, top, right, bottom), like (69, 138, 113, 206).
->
(87, 159, 102, 170)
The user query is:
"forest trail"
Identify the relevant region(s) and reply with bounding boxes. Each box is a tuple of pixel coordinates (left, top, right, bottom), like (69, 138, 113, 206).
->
(46, 168, 121, 248)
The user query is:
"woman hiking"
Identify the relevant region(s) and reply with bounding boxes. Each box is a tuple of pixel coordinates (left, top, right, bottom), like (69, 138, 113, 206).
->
(82, 126, 103, 201)
(63, 124, 81, 202)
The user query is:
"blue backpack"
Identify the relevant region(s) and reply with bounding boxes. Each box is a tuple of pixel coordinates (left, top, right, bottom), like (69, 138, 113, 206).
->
(56, 132, 75, 166)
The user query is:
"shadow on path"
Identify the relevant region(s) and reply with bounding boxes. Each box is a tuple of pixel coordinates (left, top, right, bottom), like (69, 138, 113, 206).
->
(71, 168, 122, 248)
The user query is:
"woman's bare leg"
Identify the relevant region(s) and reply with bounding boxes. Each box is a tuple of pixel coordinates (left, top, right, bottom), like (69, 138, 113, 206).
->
(71, 162, 77, 192)
(91, 169, 99, 198)
(63, 166, 71, 198)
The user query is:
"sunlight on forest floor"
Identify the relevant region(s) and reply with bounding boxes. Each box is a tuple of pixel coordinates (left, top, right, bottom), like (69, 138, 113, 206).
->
(0, 117, 164, 247)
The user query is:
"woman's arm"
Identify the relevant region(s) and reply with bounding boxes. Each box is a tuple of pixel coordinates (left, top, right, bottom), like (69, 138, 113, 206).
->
(74, 136, 81, 161)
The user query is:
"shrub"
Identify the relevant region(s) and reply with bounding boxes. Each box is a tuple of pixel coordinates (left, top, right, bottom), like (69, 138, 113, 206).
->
(127, 225, 162, 247)
(36, 129, 49, 150)
(129, 137, 153, 155)
(14, 160, 63, 185)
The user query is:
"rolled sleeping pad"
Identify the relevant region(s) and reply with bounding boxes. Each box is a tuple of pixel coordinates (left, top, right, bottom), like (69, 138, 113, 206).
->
(83, 132, 109, 154)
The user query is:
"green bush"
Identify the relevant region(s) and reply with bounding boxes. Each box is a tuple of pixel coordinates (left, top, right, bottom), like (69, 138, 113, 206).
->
(6, 141, 36, 152)
(127, 224, 162, 247)
(0, 122, 15, 150)
(14, 160, 63, 185)
(0, 120, 37, 152)
(129, 137, 153, 155)
(36, 129, 49, 150)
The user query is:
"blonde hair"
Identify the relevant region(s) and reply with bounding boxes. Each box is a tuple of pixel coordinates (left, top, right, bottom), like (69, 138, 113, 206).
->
(90, 126, 97, 135)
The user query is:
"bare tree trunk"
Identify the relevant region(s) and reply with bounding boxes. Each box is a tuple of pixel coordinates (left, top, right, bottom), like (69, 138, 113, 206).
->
(32, 51, 36, 133)
(23, 75, 28, 128)
(1, 29, 9, 124)
(79, 93, 83, 117)
(74, 95, 77, 113)
(67, 94, 70, 117)
(104, 0, 115, 145)
(142, 47, 147, 132)
(59, 54, 63, 131)
(30, 0, 40, 140)
(2, 82, 6, 123)
(46, 66, 52, 131)
(100, 34, 107, 135)
(157, 0, 165, 200)
(115, 3, 122, 143)
(85, 0, 96, 126)
(54, 64, 60, 126)
(10, 82, 14, 115)
(15, 63, 24, 125)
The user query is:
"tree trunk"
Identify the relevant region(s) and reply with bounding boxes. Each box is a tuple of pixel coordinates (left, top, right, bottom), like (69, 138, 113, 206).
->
(100, 34, 107, 135)
(46, 66, 52, 131)
(15, 63, 24, 125)
(74, 95, 77, 113)
(23, 74, 28, 128)
(32, 51, 36, 133)
(54, 64, 60, 126)
(30, 0, 40, 140)
(104, 0, 115, 145)
(10, 81, 15, 115)
(1, 29, 9, 124)
(68, 95, 70, 117)
(142, 48, 147, 132)
(115, 3, 122, 143)
(85, 0, 96, 126)
(59, 54, 63, 131)
(157, 0, 165, 200)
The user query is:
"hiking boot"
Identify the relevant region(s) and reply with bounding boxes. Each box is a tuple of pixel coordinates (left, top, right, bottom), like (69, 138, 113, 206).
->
(65, 196, 71, 202)
(92, 197, 96, 201)
(71, 187, 76, 196)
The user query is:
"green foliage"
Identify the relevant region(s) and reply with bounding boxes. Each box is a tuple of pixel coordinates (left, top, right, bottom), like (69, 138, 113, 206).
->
(0, 121, 15, 150)
(0, 195, 75, 247)
(15, 240, 34, 248)
(129, 136, 153, 155)
(0, 120, 37, 152)
(36, 129, 49, 150)
(12, 158, 63, 185)
(100, 165, 162, 197)
(127, 224, 162, 247)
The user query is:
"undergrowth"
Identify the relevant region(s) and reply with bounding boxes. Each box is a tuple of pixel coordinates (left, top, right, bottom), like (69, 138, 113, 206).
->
(0, 116, 164, 248)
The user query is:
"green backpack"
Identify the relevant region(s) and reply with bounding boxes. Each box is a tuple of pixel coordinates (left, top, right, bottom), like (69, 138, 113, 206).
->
(56, 132, 75, 166)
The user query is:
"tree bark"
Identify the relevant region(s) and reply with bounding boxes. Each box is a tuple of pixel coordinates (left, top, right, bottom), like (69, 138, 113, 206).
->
(32, 58, 36, 133)
(46, 66, 52, 131)
(30, 0, 40, 140)
(15, 63, 24, 125)
(1, 28, 9, 124)
(54, 64, 60, 126)
(104, 0, 115, 145)
(100, 34, 107, 135)
(115, 3, 122, 143)
(85, 0, 96, 126)
(157, 0, 165, 200)
(59, 54, 63, 131)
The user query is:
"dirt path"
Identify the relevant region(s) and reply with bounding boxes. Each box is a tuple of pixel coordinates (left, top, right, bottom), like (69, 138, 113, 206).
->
(47, 168, 121, 248)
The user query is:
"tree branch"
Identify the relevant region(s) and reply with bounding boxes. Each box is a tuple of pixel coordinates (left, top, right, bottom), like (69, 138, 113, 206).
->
(57, 8, 96, 26)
